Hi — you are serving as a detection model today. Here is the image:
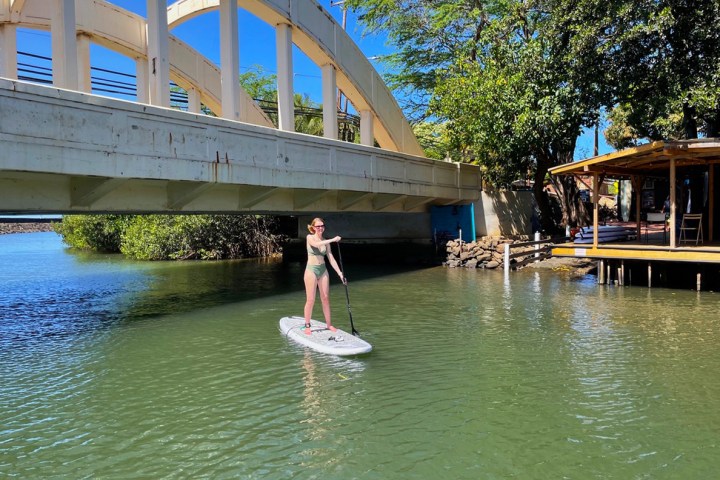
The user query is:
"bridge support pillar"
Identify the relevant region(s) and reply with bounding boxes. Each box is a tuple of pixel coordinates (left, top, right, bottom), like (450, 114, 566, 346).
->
(51, 0, 79, 90)
(187, 87, 201, 113)
(146, 0, 170, 107)
(276, 23, 295, 132)
(360, 109, 374, 147)
(219, 0, 241, 121)
(0, 23, 17, 79)
(322, 64, 337, 140)
(77, 33, 92, 93)
(135, 58, 149, 104)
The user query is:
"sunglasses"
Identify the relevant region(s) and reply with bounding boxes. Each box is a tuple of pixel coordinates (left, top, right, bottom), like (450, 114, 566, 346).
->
(314, 224, 325, 228)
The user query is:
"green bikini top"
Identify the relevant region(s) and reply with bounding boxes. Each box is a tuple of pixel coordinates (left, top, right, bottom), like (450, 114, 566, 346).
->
(307, 244, 327, 257)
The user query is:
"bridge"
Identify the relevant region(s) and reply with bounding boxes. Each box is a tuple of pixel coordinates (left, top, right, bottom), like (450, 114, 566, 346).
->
(0, 0, 481, 214)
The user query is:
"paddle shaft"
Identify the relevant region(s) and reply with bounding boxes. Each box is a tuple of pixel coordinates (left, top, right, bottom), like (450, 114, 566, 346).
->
(335, 242, 359, 336)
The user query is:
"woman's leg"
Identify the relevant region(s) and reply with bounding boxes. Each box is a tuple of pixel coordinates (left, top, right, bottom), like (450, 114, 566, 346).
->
(303, 269, 318, 333)
(317, 272, 336, 331)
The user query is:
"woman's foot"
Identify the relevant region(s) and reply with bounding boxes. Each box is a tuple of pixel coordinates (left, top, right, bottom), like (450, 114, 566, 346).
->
(304, 324, 312, 335)
(327, 325, 337, 333)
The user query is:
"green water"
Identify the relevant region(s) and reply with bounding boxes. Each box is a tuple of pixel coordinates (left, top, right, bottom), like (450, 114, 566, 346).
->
(2, 233, 720, 478)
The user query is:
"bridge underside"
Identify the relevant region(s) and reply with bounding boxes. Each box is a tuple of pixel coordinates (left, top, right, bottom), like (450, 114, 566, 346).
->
(0, 80, 480, 214)
(0, 170, 459, 214)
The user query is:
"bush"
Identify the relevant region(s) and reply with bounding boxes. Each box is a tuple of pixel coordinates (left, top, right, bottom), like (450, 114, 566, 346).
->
(56, 214, 285, 260)
(53, 215, 129, 252)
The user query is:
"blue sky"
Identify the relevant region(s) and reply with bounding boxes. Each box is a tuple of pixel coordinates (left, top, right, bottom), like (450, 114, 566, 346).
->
(14, 0, 610, 160)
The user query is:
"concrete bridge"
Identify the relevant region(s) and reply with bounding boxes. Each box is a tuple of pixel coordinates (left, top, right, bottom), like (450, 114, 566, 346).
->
(0, 0, 481, 214)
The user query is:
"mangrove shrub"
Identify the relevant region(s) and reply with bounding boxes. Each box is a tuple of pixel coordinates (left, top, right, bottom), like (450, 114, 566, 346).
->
(55, 214, 285, 261)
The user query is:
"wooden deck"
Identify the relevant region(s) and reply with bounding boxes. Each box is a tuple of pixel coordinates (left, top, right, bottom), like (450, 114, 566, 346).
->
(552, 241, 720, 263)
(552, 222, 720, 263)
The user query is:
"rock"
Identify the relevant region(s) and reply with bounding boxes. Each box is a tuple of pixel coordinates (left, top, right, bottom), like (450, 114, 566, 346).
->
(485, 260, 500, 269)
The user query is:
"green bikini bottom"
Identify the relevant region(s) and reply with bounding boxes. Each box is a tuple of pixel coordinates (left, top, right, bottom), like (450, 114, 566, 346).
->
(306, 263, 327, 278)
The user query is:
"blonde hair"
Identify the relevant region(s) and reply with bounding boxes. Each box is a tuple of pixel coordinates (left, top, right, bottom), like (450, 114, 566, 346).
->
(307, 217, 325, 234)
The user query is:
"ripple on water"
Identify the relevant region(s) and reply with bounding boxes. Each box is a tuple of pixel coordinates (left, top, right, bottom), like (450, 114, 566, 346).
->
(4, 237, 720, 478)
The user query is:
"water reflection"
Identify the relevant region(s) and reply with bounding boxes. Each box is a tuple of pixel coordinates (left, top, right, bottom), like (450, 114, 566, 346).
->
(5, 234, 720, 478)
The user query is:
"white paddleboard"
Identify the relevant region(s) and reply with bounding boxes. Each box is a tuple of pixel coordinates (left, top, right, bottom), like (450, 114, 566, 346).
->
(279, 316, 372, 356)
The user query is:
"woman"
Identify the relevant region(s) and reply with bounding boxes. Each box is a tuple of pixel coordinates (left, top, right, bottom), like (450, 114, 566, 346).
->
(303, 217, 345, 335)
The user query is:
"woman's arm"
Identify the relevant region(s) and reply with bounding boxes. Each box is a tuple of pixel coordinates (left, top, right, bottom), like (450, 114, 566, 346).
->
(307, 234, 341, 248)
(326, 251, 345, 283)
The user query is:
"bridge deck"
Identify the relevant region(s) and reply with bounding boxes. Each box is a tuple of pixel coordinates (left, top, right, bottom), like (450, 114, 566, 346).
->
(0, 79, 481, 214)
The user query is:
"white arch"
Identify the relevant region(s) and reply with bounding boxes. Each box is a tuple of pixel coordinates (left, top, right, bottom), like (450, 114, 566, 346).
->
(0, 0, 424, 155)
(167, 0, 424, 155)
(0, 0, 273, 127)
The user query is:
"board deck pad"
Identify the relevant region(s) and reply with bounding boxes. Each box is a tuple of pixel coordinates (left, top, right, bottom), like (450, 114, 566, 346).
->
(279, 316, 372, 356)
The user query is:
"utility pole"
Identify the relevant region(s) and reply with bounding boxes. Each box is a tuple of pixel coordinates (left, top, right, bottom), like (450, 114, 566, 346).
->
(330, 0, 347, 29)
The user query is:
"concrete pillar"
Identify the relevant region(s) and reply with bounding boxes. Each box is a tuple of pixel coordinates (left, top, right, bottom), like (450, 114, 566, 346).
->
(360, 109, 374, 146)
(146, 0, 170, 107)
(276, 23, 294, 131)
(187, 86, 201, 113)
(219, 0, 240, 121)
(51, 0, 79, 89)
(0, 23, 18, 79)
(77, 33, 91, 93)
(322, 64, 337, 140)
(135, 57, 149, 103)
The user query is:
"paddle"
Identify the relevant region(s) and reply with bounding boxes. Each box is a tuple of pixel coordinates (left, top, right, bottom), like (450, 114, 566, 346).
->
(335, 242, 359, 336)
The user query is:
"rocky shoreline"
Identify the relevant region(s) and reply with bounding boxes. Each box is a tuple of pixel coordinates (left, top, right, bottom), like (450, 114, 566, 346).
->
(0, 222, 56, 235)
(444, 235, 596, 275)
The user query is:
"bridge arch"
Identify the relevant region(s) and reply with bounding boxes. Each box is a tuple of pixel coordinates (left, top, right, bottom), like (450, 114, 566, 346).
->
(1, 0, 270, 127)
(0, 0, 423, 155)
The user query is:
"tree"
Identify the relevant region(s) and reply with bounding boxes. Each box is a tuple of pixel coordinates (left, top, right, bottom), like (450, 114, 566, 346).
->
(346, 0, 613, 231)
(605, 1, 720, 145)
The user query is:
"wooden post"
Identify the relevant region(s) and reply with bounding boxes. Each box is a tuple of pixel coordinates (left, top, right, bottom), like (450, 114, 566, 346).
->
(634, 176, 643, 240)
(598, 260, 605, 284)
(670, 158, 677, 248)
(710, 164, 714, 242)
(697, 272, 702, 291)
(593, 172, 599, 248)
(648, 262, 652, 288)
(621, 260, 625, 286)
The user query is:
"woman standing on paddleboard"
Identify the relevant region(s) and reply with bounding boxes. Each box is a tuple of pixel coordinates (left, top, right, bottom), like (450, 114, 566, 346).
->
(303, 218, 346, 335)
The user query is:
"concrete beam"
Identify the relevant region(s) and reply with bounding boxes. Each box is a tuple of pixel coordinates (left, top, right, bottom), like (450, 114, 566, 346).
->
(238, 185, 280, 208)
(338, 191, 372, 211)
(70, 177, 126, 207)
(294, 189, 329, 210)
(373, 194, 406, 211)
(167, 181, 215, 209)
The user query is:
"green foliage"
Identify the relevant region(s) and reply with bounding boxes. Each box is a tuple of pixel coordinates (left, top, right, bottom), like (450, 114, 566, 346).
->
(347, 0, 720, 230)
(54, 215, 129, 252)
(606, 1, 720, 141)
(56, 214, 285, 261)
(413, 121, 452, 160)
